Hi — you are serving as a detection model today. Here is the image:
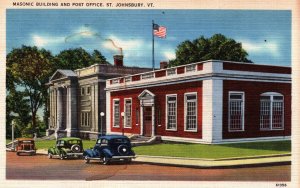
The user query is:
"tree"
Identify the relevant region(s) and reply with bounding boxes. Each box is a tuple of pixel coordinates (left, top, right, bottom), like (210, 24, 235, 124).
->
(55, 47, 93, 70)
(91, 50, 110, 65)
(6, 45, 55, 135)
(169, 34, 252, 67)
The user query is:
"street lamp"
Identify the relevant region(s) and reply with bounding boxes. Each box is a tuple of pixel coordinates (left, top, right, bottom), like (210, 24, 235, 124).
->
(100, 112, 105, 136)
(121, 112, 125, 135)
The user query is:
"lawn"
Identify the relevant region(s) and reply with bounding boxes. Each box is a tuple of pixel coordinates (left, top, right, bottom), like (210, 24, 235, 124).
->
(6, 138, 291, 159)
(133, 140, 291, 159)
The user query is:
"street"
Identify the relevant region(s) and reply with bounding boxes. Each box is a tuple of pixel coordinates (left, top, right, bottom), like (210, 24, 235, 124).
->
(6, 152, 291, 181)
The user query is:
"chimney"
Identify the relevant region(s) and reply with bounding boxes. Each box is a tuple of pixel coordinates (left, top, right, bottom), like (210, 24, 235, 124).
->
(160, 61, 168, 69)
(113, 55, 123, 66)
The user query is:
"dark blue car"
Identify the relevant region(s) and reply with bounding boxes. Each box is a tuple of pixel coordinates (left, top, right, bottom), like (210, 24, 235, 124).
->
(83, 135, 135, 165)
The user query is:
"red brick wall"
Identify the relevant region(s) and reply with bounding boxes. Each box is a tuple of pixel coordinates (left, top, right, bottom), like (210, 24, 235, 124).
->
(197, 63, 203, 71)
(223, 62, 291, 74)
(110, 81, 203, 138)
(177, 67, 185, 74)
(155, 70, 166, 78)
(223, 80, 291, 139)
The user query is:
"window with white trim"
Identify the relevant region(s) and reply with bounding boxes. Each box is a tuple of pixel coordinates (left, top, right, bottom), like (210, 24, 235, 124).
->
(113, 100, 120, 127)
(81, 112, 90, 127)
(228, 92, 244, 131)
(260, 93, 284, 130)
(185, 93, 197, 131)
(124, 99, 132, 128)
(166, 95, 177, 130)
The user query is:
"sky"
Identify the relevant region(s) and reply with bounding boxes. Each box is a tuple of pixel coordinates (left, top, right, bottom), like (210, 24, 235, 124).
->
(7, 9, 291, 68)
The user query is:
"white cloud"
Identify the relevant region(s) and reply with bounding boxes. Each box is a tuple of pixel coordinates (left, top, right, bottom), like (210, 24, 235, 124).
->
(164, 50, 176, 60)
(32, 34, 65, 47)
(240, 39, 280, 57)
(102, 35, 146, 56)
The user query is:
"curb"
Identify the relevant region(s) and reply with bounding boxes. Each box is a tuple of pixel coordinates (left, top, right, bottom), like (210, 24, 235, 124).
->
(136, 153, 291, 161)
(34, 150, 291, 168)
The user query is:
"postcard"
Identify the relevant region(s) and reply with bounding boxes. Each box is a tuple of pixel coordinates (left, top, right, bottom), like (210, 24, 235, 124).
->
(0, 0, 299, 187)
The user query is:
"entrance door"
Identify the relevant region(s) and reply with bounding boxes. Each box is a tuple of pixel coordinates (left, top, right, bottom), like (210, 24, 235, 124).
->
(143, 106, 152, 136)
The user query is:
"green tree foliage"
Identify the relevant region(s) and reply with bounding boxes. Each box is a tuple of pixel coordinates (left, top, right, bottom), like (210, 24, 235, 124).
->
(55, 48, 109, 70)
(169, 34, 252, 67)
(91, 50, 110, 65)
(6, 45, 55, 135)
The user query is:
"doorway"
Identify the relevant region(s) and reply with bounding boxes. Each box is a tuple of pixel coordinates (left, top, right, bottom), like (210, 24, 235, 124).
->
(143, 106, 152, 136)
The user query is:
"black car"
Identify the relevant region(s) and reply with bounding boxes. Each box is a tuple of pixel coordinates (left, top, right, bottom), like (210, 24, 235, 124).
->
(83, 135, 135, 165)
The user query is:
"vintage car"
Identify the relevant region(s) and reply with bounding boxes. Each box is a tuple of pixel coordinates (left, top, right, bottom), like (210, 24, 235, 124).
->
(83, 135, 135, 165)
(16, 138, 36, 156)
(48, 137, 83, 160)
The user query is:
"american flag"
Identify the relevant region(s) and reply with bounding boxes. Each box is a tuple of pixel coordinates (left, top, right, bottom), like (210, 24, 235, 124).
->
(153, 24, 167, 38)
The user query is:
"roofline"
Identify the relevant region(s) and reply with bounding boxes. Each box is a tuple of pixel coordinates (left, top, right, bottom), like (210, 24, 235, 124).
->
(106, 59, 291, 82)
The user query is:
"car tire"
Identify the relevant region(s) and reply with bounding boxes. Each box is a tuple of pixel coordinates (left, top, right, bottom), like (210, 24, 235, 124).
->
(48, 153, 53, 159)
(102, 156, 110, 165)
(71, 144, 81, 153)
(84, 156, 90, 164)
(60, 153, 65, 160)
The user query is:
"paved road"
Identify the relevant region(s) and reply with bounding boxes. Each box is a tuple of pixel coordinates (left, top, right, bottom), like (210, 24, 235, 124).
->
(6, 152, 291, 181)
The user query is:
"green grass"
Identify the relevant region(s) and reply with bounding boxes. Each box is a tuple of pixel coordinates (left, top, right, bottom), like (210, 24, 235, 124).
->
(133, 140, 291, 159)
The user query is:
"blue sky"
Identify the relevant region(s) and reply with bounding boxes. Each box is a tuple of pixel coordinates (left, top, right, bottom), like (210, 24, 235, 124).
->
(7, 9, 291, 68)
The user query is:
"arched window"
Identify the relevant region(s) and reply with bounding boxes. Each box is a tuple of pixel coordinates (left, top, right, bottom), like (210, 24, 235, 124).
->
(260, 92, 284, 130)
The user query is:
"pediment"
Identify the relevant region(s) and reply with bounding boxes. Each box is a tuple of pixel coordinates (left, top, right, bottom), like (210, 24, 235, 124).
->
(49, 70, 77, 81)
(138, 89, 155, 99)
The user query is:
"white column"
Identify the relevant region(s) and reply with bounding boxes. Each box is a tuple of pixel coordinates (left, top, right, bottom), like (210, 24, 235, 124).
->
(106, 91, 111, 134)
(66, 86, 77, 137)
(56, 87, 63, 130)
(140, 104, 144, 135)
(202, 79, 223, 143)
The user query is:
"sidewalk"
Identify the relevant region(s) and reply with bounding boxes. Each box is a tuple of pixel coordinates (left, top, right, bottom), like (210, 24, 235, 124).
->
(36, 149, 291, 168)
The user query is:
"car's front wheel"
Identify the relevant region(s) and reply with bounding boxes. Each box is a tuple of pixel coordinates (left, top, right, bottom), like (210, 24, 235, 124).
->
(60, 153, 65, 160)
(102, 156, 110, 165)
(84, 156, 90, 163)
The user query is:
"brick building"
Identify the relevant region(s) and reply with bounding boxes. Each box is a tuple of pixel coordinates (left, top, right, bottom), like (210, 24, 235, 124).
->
(105, 60, 291, 144)
(47, 55, 152, 139)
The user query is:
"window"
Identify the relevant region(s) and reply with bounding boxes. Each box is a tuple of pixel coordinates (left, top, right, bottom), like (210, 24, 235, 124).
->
(124, 99, 132, 128)
(185, 93, 197, 131)
(81, 112, 90, 127)
(260, 93, 284, 130)
(166, 95, 177, 130)
(228, 92, 244, 131)
(86, 86, 91, 95)
(81, 87, 85, 96)
(113, 100, 120, 128)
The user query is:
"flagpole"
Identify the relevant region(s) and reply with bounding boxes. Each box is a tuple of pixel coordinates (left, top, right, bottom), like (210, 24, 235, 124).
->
(152, 20, 155, 71)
